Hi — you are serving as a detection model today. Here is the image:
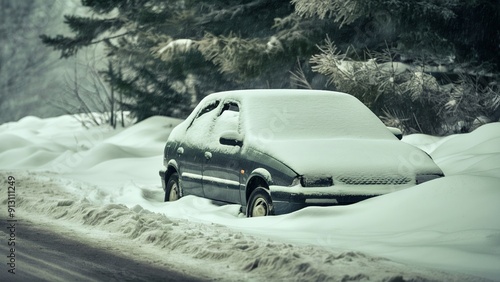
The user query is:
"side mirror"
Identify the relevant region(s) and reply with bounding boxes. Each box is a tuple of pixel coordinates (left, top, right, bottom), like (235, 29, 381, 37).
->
(387, 127, 403, 140)
(219, 131, 244, 147)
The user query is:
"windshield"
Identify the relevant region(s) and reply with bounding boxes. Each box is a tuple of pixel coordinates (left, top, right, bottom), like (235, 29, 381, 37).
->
(243, 93, 394, 141)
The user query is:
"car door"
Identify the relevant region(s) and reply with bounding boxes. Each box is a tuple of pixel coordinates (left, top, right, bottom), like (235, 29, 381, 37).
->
(178, 99, 220, 197)
(202, 101, 242, 204)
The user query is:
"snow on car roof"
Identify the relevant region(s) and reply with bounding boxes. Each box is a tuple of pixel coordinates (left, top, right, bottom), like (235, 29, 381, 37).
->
(204, 89, 394, 140)
(206, 89, 346, 101)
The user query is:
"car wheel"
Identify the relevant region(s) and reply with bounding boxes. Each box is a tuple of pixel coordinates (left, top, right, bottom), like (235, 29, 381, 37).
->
(247, 187, 274, 217)
(165, 172, 181, 202)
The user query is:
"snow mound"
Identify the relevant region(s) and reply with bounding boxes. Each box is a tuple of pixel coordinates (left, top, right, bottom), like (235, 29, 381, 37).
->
(0, 114, 181, 173)
(0, 114, 499, 281)
(431, 123, 500, 158)
(0, 133, 33, 150)
(73, 143, 146, 169)
(5, 115, 45, 131)
(282, 175, 500, 233)
(104, 116, 181, 148)
(403, 122, 500, 178)
(1, 171, 487, 282)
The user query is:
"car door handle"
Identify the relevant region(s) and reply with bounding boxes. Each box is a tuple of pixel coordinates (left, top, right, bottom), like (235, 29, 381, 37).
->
(204, 151, 212, 160)
(177, 147, 184, 155)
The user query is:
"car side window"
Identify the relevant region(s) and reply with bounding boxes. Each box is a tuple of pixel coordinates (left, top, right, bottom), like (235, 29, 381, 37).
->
(213, 102, 240, 136)
(196, 100, 220, 119)
(207, 102, 241, 151)
(184, 100, 220, 147)
(219, 102, 239, 115)
(187, 100, 220, 129)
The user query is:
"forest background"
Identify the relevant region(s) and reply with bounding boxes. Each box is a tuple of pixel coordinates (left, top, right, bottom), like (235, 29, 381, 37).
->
(2, 0, 499, 135)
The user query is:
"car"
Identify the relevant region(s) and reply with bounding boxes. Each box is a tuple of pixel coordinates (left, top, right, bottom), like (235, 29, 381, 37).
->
(159, 89, 444, 217)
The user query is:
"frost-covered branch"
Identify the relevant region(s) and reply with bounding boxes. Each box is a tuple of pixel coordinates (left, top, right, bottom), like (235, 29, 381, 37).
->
(310, 38, 500, 134)
(196, 0, 269, 24)
(290, 59, 313, 89)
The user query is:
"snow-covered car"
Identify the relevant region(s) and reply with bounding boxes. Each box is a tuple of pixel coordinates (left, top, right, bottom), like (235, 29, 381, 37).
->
(159, 89, 444, 217)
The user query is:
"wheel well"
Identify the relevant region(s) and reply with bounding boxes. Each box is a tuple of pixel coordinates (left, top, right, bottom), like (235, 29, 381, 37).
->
(246, 176, 269, 201)
(165, 166, 178, 183)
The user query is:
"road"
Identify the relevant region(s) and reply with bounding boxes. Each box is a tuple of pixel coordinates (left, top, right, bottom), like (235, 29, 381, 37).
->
(0, 220, 205, 282)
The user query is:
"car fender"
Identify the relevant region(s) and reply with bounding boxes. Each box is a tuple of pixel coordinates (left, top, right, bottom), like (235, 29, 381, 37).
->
(165, 159, 180, 181)
(241, 168, 272, 208)
(167, 159, 179, 171)
(242, 159, 296, 205)
(247, 168, 273, 186)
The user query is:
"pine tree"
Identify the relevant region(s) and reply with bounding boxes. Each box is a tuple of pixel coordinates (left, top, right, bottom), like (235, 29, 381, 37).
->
(293, 0, 500, 134)
(41, 0, 337, 121)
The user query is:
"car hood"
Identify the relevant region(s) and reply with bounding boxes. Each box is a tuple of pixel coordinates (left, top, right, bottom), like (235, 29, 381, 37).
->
(250, 138, 442, 183)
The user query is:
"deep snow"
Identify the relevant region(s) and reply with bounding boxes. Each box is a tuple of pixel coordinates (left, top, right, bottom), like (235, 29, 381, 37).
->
(1, 114, 499, 281)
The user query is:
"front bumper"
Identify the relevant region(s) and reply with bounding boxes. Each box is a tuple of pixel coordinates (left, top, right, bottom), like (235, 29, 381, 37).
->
(268, 184, 405, 214)
(159, 167, 167, 192)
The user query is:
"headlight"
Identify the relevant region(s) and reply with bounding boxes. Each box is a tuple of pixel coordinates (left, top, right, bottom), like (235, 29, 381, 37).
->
(416, 174, 443, 184)
(299, 175, 334, 187)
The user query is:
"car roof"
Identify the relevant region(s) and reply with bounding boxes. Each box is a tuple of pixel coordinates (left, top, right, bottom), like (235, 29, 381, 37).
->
(203, 89, 353, 103)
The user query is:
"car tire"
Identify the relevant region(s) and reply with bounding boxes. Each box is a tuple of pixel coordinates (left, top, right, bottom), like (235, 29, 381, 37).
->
(247, 187, 274, 217)
(165, 172, 181, 202)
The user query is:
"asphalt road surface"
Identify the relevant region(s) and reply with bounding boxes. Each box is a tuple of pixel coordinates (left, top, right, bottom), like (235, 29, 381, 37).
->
(0, 220, 205, 282)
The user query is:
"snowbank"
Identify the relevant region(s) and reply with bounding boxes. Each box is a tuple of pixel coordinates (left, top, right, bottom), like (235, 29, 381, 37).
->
(1, 115, 499, 281)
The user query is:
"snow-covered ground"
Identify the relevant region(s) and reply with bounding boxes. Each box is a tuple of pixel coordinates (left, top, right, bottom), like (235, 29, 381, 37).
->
(1, 114, 499, 281)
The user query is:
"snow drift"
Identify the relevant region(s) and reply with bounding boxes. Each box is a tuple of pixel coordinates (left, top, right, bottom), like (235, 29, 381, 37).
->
(0, 115, 499, 281)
